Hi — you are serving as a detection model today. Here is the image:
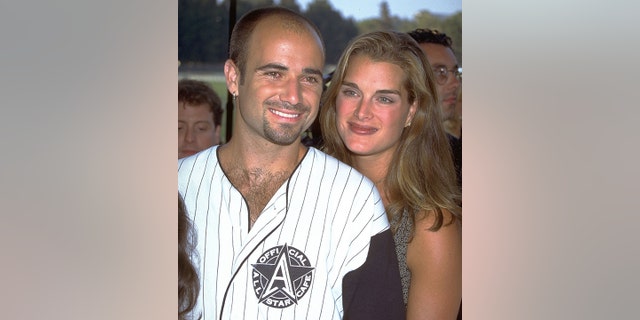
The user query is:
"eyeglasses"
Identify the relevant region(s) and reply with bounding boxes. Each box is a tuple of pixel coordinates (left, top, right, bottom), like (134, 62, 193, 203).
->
(432, 66, 462, 85)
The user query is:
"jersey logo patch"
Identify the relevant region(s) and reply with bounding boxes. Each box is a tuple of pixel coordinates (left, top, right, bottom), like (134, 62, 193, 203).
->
(251, 243, 315, 308)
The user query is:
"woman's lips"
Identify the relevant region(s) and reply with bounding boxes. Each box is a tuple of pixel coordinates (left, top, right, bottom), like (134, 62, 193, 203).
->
(349, 122, 378, 134)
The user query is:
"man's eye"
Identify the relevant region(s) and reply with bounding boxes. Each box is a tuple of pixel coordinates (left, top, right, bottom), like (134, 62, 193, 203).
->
(305, 76, 319, 84)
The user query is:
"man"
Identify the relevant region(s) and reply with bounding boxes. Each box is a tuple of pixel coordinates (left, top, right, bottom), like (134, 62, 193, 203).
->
(178, 7, 405, 320)
(409, 28, 462, 189)
(408, 29, 461, 132)
(178, 79, 223, 159)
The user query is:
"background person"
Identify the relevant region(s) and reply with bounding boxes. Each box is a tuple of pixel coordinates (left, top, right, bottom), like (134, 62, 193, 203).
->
(443, 89, 462, 139)
(408, 28, 462, 189)
(178, 79, 223, 159)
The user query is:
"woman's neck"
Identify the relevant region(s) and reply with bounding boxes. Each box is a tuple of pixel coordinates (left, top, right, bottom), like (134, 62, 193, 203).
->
(353, 152, 393, 205)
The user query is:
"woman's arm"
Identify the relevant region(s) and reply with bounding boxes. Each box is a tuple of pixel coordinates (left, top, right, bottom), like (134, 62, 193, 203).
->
(406, 210, 461, 320)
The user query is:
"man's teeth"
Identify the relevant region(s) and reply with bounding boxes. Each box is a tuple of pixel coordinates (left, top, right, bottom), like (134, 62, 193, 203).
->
(272, 109, 298, 118)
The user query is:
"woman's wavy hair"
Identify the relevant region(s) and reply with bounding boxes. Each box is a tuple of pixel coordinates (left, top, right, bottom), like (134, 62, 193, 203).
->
(320, 31, 461, 235)
(178, 193, 200, 320)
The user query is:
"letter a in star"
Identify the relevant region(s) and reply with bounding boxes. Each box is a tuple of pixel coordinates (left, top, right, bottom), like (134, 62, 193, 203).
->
(259, 244, 297, 303)
(252, 243, 315, 308)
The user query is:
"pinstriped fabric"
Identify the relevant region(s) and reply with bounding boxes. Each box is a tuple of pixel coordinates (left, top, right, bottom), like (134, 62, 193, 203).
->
(178, 146, 389, 320)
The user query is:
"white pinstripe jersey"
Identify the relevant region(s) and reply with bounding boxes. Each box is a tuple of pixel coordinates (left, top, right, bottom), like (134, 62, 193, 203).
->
(178, 146, 390, 320)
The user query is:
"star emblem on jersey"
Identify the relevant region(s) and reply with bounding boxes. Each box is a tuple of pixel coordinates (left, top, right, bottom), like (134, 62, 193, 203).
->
(251, 243, 315, 308)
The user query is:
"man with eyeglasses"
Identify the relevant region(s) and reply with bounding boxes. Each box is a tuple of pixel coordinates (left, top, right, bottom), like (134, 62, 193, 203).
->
(408, 28, 463, 194)
(408, 29, 462, 132)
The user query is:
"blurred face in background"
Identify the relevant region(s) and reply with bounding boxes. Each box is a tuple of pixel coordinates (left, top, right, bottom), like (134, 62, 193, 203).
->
(419, 43, 460, 121)
(178, 103, 221, 158)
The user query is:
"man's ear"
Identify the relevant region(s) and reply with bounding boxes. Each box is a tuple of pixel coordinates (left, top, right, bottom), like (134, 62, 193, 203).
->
(224, 59, 239, 96)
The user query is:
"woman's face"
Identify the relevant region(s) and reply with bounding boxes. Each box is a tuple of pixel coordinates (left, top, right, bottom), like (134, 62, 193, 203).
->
(335, 54, 417, 161)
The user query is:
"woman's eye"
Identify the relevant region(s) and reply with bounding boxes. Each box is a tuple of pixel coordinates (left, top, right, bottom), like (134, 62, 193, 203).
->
(342, 89, 357, 97)
(379, 96, 394, 104)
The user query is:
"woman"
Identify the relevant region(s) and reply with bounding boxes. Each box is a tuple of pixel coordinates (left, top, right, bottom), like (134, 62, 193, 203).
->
(178, 193, 199, 320)
(320, 31, 461, 319)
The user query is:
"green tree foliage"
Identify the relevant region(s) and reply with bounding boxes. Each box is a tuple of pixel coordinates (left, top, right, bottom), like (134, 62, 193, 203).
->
(410, 10, 461, 64)
(413, 10, 443, 30)
(179, 0, 229, 65)
(357, 1, 404, 33)
(232, 0, 276, 17)
(304, 0, 358, 65)
(356, 8, 462, 64)
(379, 1, 393, 30)
(440, 12, 462, 64)
(179, 0, 461, 65)
(279, 0, 301, 12)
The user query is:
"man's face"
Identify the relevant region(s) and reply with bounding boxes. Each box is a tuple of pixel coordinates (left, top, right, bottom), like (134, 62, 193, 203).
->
(178, 103, 220, 158)
(419, 43, 461, 121)
(225, 18, 325, 146)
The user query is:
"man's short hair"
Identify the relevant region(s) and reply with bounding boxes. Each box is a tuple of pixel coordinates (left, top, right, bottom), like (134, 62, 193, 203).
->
(407, 28, 454, 52)
(228, 6, 324, 82)
(178, 79, 223, 126)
